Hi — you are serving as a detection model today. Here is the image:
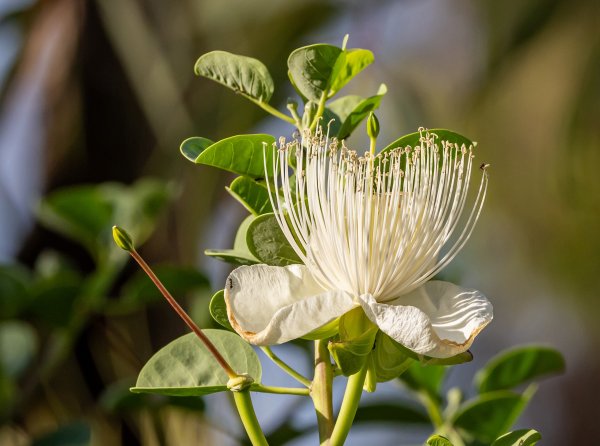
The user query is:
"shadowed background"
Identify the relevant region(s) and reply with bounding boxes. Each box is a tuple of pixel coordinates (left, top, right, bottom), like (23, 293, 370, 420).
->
(0, 0, 597, 445)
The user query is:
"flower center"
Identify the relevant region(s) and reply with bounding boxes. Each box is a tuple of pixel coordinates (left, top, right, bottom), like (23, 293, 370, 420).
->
(266, 128, 487, 302)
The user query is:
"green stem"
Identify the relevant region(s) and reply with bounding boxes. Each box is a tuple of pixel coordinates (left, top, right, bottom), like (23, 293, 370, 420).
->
(329, 362, 368, 446)
(309, 91, 328, 132)
(311, 339, 334, 445)
(247, 96, 295, 124)
(250, 384, 310, 396)
(232, 390, 269, 446)
(418, 391, 444, 428)
(260, 346, 311, 387)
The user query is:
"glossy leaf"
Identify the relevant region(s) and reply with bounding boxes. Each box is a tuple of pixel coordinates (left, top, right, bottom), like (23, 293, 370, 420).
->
(246, 213, 302, 266)
(288, 44, 343, 101)
(491, 429, 541, 446)
(452, 390, 531, 443)
(209, 290, 233, 330)
(0, 321, 37, 378)
(180, 136, 214, 162)
(132, 330, 261, 396)
(329, 48, 374, 96)
(427, 435, 454, 446)
(476, 345, 565, 393)
(227, 176, 273, 215)
(195, 134, 276, 179)
(194, 51, 274, 102)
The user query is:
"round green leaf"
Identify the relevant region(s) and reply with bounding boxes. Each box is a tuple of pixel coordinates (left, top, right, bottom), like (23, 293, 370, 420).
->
(194, 51, 274, 103)
(475, 345, 565, 393)
(209, 290, 233, 330)
(246, 213, 302, 266)
(491, 429, 542, 446)
(180, 137, 214, 162)
(195, 134, 276, 179)
(132, 330, 261, 396)
(427, 434, 454, 446)
(288, 44, 343, 102)
(227, 176, 273, 216)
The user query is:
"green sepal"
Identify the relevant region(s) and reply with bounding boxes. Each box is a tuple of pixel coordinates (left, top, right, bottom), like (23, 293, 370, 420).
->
(371, 331, 414, 382)
(426, 434, 454, 446)
(328, 308, 377, 376)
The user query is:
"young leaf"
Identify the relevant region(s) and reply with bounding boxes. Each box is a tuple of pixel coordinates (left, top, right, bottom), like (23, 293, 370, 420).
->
(452, 390, 531, 443)
(226, 176, 273, 215)
(491, 429, 542, 446)
(426, 435, 454, 446)
(475, 345, 565, 393)
(180, 137, 214, 162)
(194, 51, 274, 103)
(209, 290, 233, 330)
(195, 134, 276, 179)
(329, 48, 375, 97)
(335, 84, 387, 139)
(132, 330, 261, 396)
(246, 213, 302, 266)
(288, 44, 343, 102)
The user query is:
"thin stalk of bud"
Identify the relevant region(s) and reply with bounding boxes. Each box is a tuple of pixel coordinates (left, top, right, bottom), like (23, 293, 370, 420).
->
(112, 226, 238, 379)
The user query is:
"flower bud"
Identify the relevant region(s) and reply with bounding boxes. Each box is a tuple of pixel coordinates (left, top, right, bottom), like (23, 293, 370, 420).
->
(367, 112, 380, 139)
(112, 226, 134, 252)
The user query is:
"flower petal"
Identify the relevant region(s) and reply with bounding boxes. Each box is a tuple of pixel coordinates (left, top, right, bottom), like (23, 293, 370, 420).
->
(224, 264, 355, 345)
(358, 281, 492, 358)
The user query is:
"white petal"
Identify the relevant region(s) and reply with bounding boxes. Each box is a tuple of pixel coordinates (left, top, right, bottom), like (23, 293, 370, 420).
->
(224, 264, 356, 345)
(358, 281, 492, 358)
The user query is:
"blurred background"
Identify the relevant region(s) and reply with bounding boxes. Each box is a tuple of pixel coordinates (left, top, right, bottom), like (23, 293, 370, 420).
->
(0, 0, 598, 444)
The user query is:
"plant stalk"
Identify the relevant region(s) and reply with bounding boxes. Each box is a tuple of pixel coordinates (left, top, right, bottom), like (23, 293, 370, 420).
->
(232, 390, 269, 446)
(261, 346, 311, 387)
(329, 362, 368, 446)
(311, 339, 334, 445)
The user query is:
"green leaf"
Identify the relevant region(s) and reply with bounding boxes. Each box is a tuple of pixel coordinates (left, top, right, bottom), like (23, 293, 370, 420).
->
(491, 429, 542, 446)
(379, 129, 474, 156)
(246, 213, 302, 266)
(227, 176, 273, 216)
(0, 321, 38, 378)
(452, 390, 531, 443)
(205, 215, 259, 266)
(399, 362, 447, 402)
(288, 44, 343, 102)
(180, 137, 214, 162)
(354, 401, 429, 425)
(426, 434, 454, 446)
(132, 330, 261, 396)
(476, 345, 565, 393)
(32, 422, 90, 446)
(372, 331, 413, 382)
(209, 290, 233, 330)
(194, 51, 274, 103)
(196, 134, 276, 179)
(29, 271, 82, 327)
(329, 48, 374, 96)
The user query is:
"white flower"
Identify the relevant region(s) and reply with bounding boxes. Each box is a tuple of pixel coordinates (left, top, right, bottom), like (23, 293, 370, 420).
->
(224, 128, 492, 358)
